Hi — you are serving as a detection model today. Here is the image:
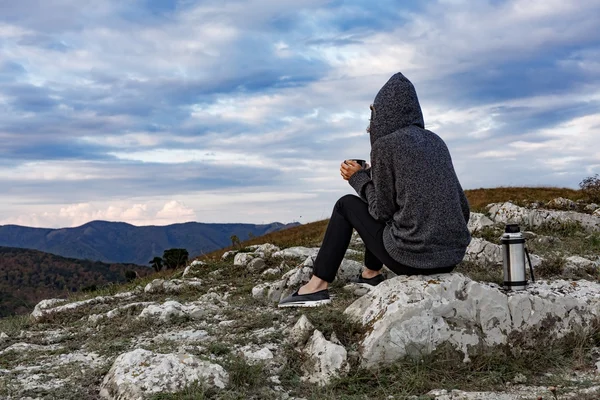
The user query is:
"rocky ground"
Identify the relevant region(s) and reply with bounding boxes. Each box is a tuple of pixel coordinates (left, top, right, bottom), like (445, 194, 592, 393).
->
(0, 199, 599, 400)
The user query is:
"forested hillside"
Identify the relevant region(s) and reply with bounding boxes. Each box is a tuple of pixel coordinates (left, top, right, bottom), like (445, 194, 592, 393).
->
(0, 247, 151, 317)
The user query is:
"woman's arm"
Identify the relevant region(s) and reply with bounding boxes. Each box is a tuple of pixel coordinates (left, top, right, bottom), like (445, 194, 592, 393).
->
(347, 145, 396, 221)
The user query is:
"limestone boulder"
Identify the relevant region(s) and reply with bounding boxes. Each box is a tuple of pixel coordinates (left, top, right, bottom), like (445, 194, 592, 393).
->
(144, 279, 202, 294)
(287, 315, 315, 345)
(182, 260, 206, 278)
(240, 346, 274, 365)
(564, 256, 598, 274)
(344, 274, 600, 367)
(350, 231, 364, 247)
(301, 330, 349, 386)
(585, 203, 599, 212)
(272, 247, 320, 260)
(487, 202, 600, 232)
(337, 259, 363, 282)
(233, 252, 254, 266)
(221, 250, 238, 261)
(464, 238, 542, 267)
(251, 243, 280, 258)
(468, 213, 494, 233)
(99, 348, 228, 399)
(31, 299, 67, 319)
(137, 300, 218, 321)
(464, 237, 503, 264)
(31, 292, 137, 321)
(247, 258, 267, 273)
(547, 197, 578, 210)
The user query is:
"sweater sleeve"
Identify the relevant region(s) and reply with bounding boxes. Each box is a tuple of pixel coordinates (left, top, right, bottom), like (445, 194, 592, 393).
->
(348, 145, 396, 222)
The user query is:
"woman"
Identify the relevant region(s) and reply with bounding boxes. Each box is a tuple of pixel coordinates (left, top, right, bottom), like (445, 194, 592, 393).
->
(279, 73, 471, 307)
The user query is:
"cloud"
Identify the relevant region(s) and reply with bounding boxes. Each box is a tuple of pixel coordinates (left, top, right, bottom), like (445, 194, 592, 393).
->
(1, 0, 599, 227)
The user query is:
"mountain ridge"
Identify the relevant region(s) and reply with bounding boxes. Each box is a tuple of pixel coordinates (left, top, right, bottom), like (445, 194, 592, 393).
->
(0, 220, 300, 265)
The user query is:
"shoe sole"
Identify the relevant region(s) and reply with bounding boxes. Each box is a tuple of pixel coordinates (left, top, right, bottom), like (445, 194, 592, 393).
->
(278, 299, 332, 308)
(354, 282, 376, 289)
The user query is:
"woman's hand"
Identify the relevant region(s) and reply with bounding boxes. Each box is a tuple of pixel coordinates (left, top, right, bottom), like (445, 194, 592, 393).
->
(340, 160, 363, 181)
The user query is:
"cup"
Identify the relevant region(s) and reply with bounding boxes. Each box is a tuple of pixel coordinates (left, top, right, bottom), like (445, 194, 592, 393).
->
(346, 159, 366, 168)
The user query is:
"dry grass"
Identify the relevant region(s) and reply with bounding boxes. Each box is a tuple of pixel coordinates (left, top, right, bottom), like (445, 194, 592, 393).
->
(465, 187, 585, 211)
(200, 219, 329, 262)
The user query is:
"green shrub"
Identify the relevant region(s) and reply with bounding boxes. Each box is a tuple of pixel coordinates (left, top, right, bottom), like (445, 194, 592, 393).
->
(580, 174, 600, 203)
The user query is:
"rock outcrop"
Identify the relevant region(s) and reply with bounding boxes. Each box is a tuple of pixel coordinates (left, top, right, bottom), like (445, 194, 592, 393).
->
(345, 273, 600, 367)
(487, 201, 600, 231)
(99, 348, 228, 399)
(301, 330, 349, 386)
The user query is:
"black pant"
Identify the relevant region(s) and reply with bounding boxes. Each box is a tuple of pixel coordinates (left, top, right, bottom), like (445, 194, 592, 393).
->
(313, 195, 455, 283)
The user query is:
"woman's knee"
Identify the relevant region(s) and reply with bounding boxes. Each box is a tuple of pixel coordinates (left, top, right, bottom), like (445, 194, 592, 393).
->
(334, 194, 362, 212)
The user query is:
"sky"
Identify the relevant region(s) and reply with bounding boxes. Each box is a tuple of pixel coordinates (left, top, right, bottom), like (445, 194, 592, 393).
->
(1, 0, 599, 228)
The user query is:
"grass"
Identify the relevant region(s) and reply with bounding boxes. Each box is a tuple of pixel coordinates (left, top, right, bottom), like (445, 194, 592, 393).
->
(0, 314, 33, 336)
(464, 186, 586, 212)
(535, 255, 567, 278)
(201, 219, 329, 262)
(276, 321, 600, 400)
(454, 260, 503, 285)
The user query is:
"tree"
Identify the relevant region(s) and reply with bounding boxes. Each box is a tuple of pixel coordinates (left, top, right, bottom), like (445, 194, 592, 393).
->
(124, 270, 137, 283)
(162, 248, 189, 270)
(149, 257, 163, 272)
(580, 174, 600, 203)
(248, 232, 255, 240)
(230, 235, 241, 248)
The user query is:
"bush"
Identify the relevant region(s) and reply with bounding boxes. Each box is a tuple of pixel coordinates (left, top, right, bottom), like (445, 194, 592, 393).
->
(579, 174, 600, 203)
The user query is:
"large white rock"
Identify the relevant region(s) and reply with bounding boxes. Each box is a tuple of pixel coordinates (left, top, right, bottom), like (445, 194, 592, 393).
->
(464, 238, 542, 267)
(31, 298, 68, 319)
(287, 315, 315, 345)
(252, 243, 280, 257)
(344, 274, 600, 367)
(547, 197, 578, 210)
(272, 247, 320, 259)
(144, 279, 202, 294)
(154, 330, 210, 343)
(564, 256, 598, 274)
(182, 260, 206, 278)
(251, 280, 287, 303)
(233, 252, 254, 266)
(350, 231, 364, 247)
(137, 300, 216, 321)
(31, 292, 137, 320)
(464, 238, 503, 264)
(89, 302, 157, 323)
(487, 201, 600, 231)
(337, 259, 363, 281)
(468, 213, 494, 233)
(302, 330, 349, 386)
(247, 258, 267, 273)
(221, 250, 238, 260)
(99, 348, 228, 399)
(585, 203, 599, 212)
(240, 346, 274, 365)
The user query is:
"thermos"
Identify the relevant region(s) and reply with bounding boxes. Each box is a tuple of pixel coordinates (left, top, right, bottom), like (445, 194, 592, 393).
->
(501, 224, 535, 291)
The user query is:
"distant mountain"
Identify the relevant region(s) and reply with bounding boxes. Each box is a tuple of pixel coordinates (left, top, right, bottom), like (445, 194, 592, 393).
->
(0, 221, 300, 265)
(0, 246, 152, 317)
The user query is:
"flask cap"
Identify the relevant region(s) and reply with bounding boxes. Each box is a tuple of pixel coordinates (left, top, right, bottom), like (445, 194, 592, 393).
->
(505, 224, 521, 233)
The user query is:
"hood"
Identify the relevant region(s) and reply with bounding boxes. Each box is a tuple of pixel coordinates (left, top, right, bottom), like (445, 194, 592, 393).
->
(369, 72, 424, 145)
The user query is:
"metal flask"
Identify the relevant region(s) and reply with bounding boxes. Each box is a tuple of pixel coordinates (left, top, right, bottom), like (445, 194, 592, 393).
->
(501, 224, 535, 291)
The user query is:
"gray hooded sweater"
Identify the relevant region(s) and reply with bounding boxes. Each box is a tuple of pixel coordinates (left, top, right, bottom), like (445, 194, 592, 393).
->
(348, 73, 471, 269)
